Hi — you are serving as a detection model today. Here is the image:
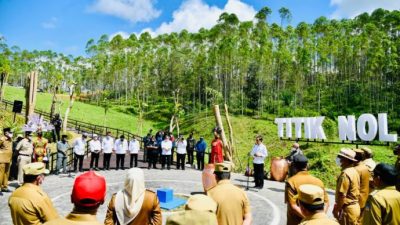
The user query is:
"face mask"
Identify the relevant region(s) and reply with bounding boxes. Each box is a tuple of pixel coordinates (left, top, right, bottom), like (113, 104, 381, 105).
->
(291, 148, 297, 152)
(335, 157, 342, 167)
(5, 132, 13, 138)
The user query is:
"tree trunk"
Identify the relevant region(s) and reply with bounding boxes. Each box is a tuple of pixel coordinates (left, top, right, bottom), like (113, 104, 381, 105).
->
(25, 72, 38, 123)
(213, 105, 232, 163)
(0, 72, 8, 101)
(63, 83, 76, 132)
(49, 86, 58, 119)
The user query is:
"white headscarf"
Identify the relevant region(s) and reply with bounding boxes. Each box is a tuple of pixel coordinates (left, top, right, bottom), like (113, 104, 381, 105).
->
(115, 168, 146, 225)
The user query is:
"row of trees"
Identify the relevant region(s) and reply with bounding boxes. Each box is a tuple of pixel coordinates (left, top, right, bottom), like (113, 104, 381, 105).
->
(1, 8, 399, 129)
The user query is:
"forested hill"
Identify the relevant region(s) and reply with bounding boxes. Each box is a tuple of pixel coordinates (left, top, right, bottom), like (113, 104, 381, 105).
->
(1, 8, 400, 130)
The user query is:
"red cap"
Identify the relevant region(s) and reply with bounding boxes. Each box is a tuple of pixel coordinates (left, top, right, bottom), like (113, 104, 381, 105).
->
(71, 171, 106, 207)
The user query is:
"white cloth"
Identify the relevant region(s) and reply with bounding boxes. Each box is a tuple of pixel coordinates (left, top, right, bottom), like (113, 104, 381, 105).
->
(176, 140, 187, 154)
(129, 140, 140, 154)
(115, 139, 128, 154)
(102, 136, 114, 154)
(250, 143, 268, 164)
(89, 139, 102, 153)
(161, 140, 172, 155)
(73, 138, 86, 155)
(115, 168, 145, 225)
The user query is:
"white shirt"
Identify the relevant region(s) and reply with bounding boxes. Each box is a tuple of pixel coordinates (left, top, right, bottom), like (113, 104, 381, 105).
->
(114, 139, 128, 154)
(161, 140, 172, 155)
(89, 139, 102, 153)
(73, 138, 87, 155)
(129, 140, 140, 154)
(176, 140, 187, 154)
(250, 143, 268, 164)
(102, 136, 114, 154)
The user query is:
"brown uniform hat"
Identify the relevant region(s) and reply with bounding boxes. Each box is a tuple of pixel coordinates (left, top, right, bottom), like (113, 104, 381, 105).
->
(298, 184, 325, 205)
(185, 194, 217, 213)
(23, 162, 49, 175)
(214, 162, 232, 173)
(337, 148, 357, 162)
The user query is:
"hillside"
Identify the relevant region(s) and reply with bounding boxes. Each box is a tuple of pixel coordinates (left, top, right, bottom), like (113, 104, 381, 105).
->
(2, 85, 397, 188)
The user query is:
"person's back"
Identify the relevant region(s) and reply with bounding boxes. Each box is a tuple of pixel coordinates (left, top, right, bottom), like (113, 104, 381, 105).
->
(43, 171, 106, 225)
(207, 162, 251, 225)
(9, 162, 58, 225)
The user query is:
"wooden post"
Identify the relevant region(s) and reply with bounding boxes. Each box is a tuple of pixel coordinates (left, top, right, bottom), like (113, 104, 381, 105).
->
(213, 105, 233, 162)
(25, 71, 38, 123)
(63, 83, 76, 132)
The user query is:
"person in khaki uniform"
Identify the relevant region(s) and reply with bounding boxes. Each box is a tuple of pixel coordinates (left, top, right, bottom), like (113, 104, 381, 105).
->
(363, 163, 400, 225)
(8, 162, 59, 225)
(285, 155, 329, 225)
(333, 148, 360, 225)
(16, 132, 34, 185)
(104, 168, 162, 225)
(353, 149, 370, 222)
(166, 194, 218, 225)
(360, 147, 376, 193)
(298, 184, 339, 225)
(0, 127, 13, 194)
(44, 171, 107, 225)
(207, 162, 252, 225)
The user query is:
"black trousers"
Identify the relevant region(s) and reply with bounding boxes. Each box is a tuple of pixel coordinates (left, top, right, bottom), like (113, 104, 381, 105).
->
(187, 149, 194, 165)
(253, 163, 264, 188)
(74, 153, 84, 172)
(116, 154, 125, 170)
(177, 153, 186, 170)
(90, 152, 100, 168)
(52, 128, 61, 142)
(130, 153, 138, 168)
(148, 150, 158, 169)
(196, 152, 205, 171)
(103, 153, 112, 170)
(161, 155, 171, 169)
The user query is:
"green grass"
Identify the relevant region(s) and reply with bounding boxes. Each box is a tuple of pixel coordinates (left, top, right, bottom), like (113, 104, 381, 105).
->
(3, 85, 397, 188)
(3, 86, 162, 135)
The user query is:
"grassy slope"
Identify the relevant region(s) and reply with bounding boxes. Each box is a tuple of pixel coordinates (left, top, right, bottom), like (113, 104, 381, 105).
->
(3, 86, 396, 188)
(3, 86, 161, 134)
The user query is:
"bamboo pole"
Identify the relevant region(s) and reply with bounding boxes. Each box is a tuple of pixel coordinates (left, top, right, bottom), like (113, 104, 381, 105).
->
(25, 71, 38, 123)
(213, 105, 232, 162)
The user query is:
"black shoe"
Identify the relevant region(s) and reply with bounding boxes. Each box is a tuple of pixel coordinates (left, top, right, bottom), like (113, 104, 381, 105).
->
(0, 192, 3, 196)
(1, 188, 11, 192)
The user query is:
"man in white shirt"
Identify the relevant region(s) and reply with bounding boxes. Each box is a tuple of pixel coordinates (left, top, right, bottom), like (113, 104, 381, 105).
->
(161, 135, 172, 170)
(250, 135, 268, 189)
(176, 136, 187, 170)
(89, 134, 101, 170)
(73, 134, 87, 172)
(114, 135, 128, 170)
(129, 138, 140, 168)
(102, 131, 114, 170)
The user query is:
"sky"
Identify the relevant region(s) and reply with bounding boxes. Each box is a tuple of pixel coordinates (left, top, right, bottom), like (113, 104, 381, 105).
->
(0, 0, 399, 56)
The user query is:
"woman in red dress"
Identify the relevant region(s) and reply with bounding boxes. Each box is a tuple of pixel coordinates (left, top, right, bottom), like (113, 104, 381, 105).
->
(210, 127, 223, 163)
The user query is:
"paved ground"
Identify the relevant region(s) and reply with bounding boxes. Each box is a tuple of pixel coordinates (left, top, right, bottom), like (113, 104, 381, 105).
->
(0, 155, 336, 225)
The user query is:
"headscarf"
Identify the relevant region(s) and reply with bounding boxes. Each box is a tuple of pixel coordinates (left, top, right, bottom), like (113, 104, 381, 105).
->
(115, 168, 146, 225)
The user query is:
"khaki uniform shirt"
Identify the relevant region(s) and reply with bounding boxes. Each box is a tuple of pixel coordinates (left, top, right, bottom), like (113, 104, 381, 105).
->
(354, 163, 370, 208)
(43, 211, 102, 225)
(207, 180, 251, 225)
(166, 210, 218, 225)
(16, 138, 34, 156)
(335, 166, 360, 206)
(299, 212, 339, 225)
(285, 171, 329, 225)
(8, 183, 59, 225)
(0, 136, 13, 163)
(363, 186, 400, 225)
(104, 190, 162, 225)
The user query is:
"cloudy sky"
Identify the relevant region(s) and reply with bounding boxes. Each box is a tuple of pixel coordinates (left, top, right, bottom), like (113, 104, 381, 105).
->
(0, 0, 398, 56)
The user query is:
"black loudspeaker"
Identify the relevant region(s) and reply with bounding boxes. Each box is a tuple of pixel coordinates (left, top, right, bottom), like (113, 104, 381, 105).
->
(12, 100, 23, 113)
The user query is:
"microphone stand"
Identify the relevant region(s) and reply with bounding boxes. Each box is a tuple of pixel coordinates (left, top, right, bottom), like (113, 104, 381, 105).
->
(246, 153, 250, 191)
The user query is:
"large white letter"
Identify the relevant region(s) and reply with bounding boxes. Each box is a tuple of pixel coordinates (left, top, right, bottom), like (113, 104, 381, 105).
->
(292, 118, 304, 139)
(286, 118, 292, 138)
(338, 115, 356, 141)
(310, 117, 326, 140)
(378, 113, 397, 142)
(357, 114, 378, 141)
(304, 118, 312, 139)
(275, 118, 286, 138)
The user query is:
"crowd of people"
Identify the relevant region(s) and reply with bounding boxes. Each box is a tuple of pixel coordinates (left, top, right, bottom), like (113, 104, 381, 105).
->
(1, 126, 400, 225)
